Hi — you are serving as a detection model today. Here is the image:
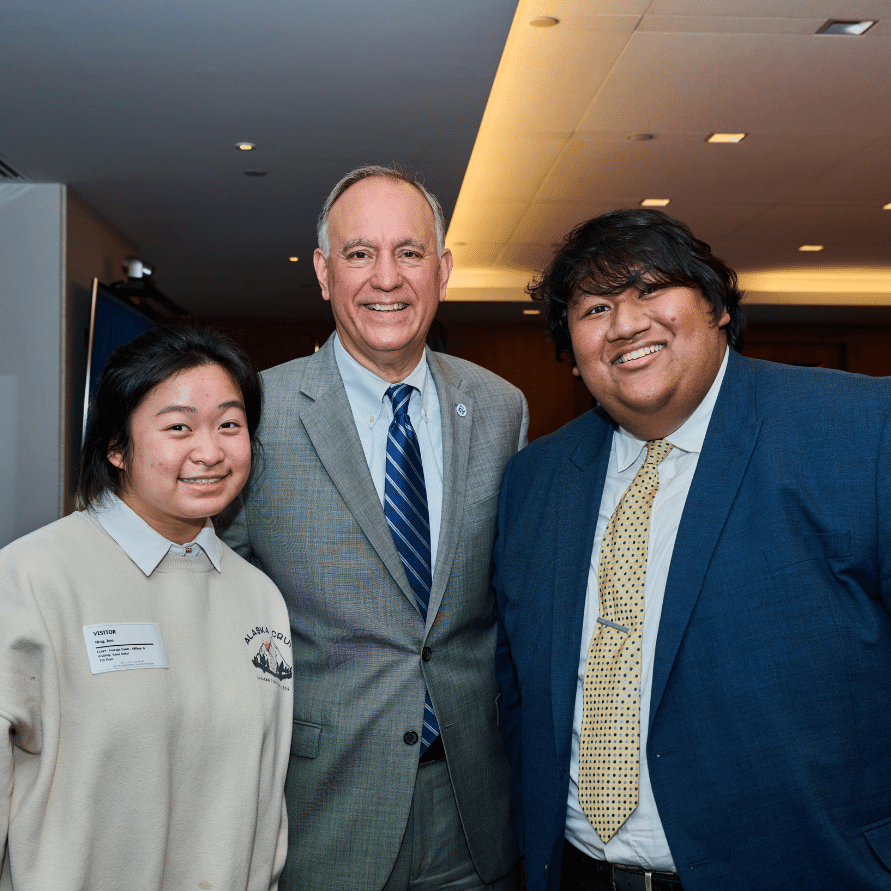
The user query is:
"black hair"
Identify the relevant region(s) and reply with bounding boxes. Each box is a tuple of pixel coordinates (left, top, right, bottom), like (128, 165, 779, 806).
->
(76, 325, 262, 509)
(527, 208, 746, 360)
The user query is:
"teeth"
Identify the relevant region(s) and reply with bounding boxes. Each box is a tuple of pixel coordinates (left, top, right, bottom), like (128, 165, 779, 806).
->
(616, 344, 663, 364)
(181, 477, 223, 484)
(366, 303, 407, 312)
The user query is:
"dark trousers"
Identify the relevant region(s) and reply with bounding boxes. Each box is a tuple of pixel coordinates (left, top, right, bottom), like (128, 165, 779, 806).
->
(560, 841, 684, 891)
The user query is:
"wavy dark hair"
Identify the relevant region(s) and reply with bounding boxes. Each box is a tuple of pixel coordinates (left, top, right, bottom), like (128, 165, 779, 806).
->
(528, 208, 746, 360)
(77, 325, 262, 509)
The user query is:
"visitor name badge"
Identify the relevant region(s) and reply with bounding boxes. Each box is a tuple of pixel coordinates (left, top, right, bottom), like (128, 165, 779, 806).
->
(82, 622, 169, 674)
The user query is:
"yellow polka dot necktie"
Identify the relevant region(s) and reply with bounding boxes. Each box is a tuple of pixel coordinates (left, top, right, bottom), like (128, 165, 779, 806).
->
(579, 438, 673, 843)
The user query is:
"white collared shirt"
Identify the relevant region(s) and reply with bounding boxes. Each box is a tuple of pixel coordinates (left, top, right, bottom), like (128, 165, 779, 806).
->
(91, 493, 221, 577)
(332, 333, 444, 571)
(565, 348, 729, 869)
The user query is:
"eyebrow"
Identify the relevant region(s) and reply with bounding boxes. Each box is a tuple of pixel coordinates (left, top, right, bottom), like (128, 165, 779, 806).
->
(395, 238, 427, 251)
(155, 400, 245, 417)
(341, 239, 373, 252)
(340, 238, 428, 252)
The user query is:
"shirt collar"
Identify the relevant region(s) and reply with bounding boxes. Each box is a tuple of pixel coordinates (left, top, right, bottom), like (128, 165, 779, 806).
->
(333, 331, 432, 426)
(615, 346, 730, 472)
(90, 492, 222, 576)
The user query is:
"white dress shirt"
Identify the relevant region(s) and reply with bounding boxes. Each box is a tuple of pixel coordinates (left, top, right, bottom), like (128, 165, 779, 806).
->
(332, 334, 444, 571)
(91, 493, 221, 576)
(565, 348, 729, 869)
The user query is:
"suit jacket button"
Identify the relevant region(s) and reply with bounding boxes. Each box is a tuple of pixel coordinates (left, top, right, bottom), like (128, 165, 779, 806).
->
(422, 646, 432, 662)
(404, 730, 419, 746)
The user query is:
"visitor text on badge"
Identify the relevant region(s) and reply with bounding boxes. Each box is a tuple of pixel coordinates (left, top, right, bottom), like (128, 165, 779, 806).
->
(82, 622, 169, 674)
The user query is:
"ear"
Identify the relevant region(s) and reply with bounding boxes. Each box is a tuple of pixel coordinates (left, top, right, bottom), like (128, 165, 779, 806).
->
(107, 445, 125, 471)
(313, 248, 331, 302)
(438, 249, 453, 303)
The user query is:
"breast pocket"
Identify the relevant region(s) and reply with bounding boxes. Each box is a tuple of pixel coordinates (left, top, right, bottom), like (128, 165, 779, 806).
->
(764, 530, 850, 575)
(466, 491, 499, 529)
(291, 719, 321, 758)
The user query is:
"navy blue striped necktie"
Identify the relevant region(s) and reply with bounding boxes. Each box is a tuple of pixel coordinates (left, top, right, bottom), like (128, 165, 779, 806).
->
(384, 383, 440, 755)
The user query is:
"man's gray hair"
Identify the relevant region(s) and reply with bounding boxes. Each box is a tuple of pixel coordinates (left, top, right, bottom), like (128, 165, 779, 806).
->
(317, 164, 446, 258)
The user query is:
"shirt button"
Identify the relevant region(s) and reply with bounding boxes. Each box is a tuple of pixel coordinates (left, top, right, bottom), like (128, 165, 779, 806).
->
(403, 730, 419, 746)
(422, 646, 432, 662)
(184, 546, 192, 553)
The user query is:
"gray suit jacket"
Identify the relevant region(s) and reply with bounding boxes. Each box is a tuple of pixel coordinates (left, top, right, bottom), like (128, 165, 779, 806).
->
(221, 335, 528, 890)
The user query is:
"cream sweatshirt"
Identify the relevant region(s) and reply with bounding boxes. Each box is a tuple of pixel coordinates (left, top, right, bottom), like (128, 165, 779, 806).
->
(0, 510, 292, 891)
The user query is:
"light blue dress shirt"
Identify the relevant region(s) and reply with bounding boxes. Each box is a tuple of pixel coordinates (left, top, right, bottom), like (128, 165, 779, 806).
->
(565, 348, 729, 870)
(91, 493, 221, 576)
(332, 333, 444, 571)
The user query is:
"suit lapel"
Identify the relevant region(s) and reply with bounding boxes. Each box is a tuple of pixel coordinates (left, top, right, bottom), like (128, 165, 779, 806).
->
(426, 353, 470, 631)
(649, 351, 762, 724)
(551, 411, 613, 745)
(299, 339, 418, 611)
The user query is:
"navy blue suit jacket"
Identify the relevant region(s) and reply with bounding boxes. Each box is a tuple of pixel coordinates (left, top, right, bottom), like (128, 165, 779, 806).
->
(494, 350, 891, 890)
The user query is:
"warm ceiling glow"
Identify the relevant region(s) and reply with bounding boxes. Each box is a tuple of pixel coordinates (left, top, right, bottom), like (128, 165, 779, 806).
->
(798, 245, 824, 252)
(641, 198, 670, 207)
(741, 269, 891, 295)
(236, 142, 256, 151)
(883, 203, 891, 210)
(289, 256, 299, 262)
(707, 133, 747, 143)
(522, 309, 540, 315)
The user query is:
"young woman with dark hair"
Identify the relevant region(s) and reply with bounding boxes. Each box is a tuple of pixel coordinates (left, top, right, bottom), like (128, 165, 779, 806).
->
(0, 325, 292, 891)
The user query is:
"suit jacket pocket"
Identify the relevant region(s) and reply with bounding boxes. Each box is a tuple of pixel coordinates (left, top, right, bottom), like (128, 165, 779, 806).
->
(862, 816, 891, 870)
(292, 719, 321, 758)
(466, 490, 498, 527)
(763, 530, 850, 573)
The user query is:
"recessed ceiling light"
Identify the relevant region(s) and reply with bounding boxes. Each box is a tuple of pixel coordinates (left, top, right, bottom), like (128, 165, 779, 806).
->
(816, 19, 875, 35)
(641, 198, 670, 207)
(523, 309, 541, 315)
(236, 142, 256, 151)
(627, 133, 655, 142)
(798, 245, 824, 252)
(289, 256, 299, 262)
(244, 169, 266, 176)
(529, 16, 559, 27)
(883, 202, 891, 210)
(707, 133, 747, 143)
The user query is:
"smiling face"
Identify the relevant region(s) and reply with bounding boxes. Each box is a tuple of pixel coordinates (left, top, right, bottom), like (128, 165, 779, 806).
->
(108, 363, 252, 544)
(567, 281, 730, 440)
(313, 176, 453, 382)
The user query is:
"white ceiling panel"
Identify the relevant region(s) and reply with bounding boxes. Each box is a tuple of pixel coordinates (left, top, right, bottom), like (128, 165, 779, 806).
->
(447, 198, 531, 244)
(480, 28, 634, 134)
(458, 135, 569, 201)
(647, 0, 890, 17)
(637, 16, 824, 35)
(577, 29, 891, 136)
(534, 133, 872, 205)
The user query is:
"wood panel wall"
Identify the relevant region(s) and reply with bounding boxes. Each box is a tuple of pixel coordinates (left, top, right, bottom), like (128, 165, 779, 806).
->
(741, 323, 891, 377)
(213, 316, 891, 443)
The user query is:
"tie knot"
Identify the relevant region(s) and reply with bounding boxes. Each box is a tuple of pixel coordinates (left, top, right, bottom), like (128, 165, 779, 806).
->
(645, 439, 673, 466)
(386, 383, 414, 419)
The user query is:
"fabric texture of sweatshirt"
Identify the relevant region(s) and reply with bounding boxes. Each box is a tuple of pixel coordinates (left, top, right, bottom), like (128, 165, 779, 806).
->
(0, 509, 293, 891)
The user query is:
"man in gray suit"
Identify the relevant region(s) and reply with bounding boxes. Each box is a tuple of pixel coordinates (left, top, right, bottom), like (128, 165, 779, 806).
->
(222, 166, 527, 890)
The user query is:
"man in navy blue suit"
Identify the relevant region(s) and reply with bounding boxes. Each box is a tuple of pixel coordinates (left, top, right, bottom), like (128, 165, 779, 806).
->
(494, 208, 891, 891)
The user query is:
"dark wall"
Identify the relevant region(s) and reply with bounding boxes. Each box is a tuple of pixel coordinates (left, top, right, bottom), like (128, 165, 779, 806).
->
(212, 317, 891, 443)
